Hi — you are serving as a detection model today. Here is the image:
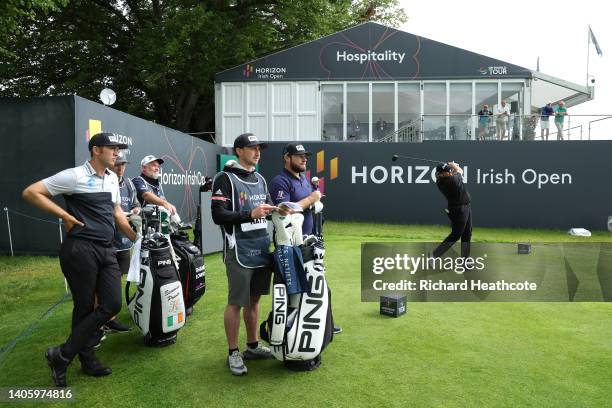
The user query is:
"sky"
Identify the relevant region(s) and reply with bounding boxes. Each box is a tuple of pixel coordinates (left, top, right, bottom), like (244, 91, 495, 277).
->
(398, 0, 611, 139)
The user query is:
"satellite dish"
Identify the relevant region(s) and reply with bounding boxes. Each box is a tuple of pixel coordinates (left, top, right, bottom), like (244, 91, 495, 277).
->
(99, 88, 116, 106)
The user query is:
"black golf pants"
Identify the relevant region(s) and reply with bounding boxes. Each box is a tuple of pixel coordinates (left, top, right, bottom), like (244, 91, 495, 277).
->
(58, 237, 122, 362)
(433, 204, 472, 258)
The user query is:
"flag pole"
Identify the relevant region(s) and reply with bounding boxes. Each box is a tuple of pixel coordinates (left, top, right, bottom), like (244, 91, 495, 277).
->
(586, 26, 591, 85)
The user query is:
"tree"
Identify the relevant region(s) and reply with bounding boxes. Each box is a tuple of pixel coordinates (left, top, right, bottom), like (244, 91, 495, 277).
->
(1, 0, 406, 139)
(0, 0, 68, 57)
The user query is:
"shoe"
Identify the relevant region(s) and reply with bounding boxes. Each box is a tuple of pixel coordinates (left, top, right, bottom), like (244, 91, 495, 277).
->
(103, 319, 130, 333)
(242, 344, 273, 360)
(228, 350, 247, 376)
(333, 326, 343, 334)
(93, 330, 107, 349)
(45, 346, 69, 387)
(186, 306, 193, 316)
(81, 357, 112, 377)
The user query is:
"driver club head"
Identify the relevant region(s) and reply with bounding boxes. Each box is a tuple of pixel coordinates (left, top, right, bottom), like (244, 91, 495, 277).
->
(391, 155, 399, 162)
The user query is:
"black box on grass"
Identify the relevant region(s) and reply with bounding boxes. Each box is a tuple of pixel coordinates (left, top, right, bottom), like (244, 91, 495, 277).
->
(517, 243, 531, 254)
(380, 294, 407, 317)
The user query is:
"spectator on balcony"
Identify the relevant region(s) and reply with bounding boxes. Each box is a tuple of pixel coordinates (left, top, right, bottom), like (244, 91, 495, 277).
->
(349, 114, 362, 140)
(477, 105, 493, 140)
(495, 100, 510, 140)
(554, 101, 568, 140)
(540, 102, 555, 140)
(376, 116, 388, 134)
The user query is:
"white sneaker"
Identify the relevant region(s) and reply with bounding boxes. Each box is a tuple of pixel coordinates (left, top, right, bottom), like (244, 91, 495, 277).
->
(228, 350, 247, 376)
(242, 344, 273, 360)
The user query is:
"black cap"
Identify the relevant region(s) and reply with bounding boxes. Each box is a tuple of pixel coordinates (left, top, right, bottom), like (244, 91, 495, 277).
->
(89, 132, 128, 151)
(436, 162, 452, 173)
(233, 133, 268, 150)
(282, 143, 312, 157)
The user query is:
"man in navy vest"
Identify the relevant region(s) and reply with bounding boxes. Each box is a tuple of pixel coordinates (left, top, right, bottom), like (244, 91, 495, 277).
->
(211, 133, 278, 376)
(132, 155, 177, 214)
(104, 150, 140, 333)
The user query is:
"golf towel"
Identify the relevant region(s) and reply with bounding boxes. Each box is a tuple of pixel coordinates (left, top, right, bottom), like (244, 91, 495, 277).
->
(127, 234, 142, 283)
(274, 245, 310, 294)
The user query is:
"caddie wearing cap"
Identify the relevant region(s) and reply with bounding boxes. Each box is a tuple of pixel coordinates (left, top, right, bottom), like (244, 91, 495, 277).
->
(211, 132, 278, 376)
(22, 132, 138, 387)
(102, 150, 141, 333)
(132, 154, 177, 214)
(431, 161, 472, 261)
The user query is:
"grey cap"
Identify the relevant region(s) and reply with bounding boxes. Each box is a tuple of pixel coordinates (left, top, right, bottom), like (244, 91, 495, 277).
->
(115, 151, 129, 164)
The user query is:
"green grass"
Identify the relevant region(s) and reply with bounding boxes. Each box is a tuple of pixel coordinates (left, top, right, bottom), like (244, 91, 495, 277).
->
(0, 222, 610, 407)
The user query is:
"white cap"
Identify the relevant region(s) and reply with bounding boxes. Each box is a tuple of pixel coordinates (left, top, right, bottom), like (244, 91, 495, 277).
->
(141, 155, 164, 166)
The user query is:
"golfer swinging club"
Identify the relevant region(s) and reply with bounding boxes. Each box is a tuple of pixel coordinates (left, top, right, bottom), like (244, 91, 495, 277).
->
(431, 161, 472, 260)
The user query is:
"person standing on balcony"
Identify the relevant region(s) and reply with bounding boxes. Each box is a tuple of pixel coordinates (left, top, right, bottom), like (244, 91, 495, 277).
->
(495, 100, 510, 140)
(349, 114, 362, 140)
(477, 105, 493, 140)
(376, 116, 388, 139)
(540, 102, 555, 140)
(554, 101, 568, 140)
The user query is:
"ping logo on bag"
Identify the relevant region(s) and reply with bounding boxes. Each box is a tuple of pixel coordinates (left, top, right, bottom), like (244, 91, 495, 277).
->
(270, 284, 287, 346)
(130, 267, 153, 334)
(274, 286, 287, 325)
(133, 270, 147, 326)
(297, 275, 325, 353)
(157, 258, 172, 266)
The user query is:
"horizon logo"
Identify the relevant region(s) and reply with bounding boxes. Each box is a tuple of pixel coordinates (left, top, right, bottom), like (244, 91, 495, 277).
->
(309, 150, 339, 195)
(351, 165, 469, 184)
(243, 64, 253, 78)
(86, 119, 133, 146)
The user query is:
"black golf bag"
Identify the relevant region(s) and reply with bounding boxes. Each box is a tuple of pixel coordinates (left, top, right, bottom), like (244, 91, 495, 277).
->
(170, 232, 206, 309)
(260, 236, 334, 370)
(126, 206, 186, 347)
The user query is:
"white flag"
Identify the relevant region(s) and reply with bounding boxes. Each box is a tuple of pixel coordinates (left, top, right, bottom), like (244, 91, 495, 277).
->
(589, 26, 603, 56)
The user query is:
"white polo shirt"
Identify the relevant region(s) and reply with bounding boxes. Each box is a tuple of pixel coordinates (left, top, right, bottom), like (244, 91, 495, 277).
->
(43, 161, 120, 244)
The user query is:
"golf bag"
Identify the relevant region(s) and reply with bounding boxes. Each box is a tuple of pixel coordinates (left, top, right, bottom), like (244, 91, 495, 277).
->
(126, 206, 186, 347)
(170, 231, 206, 309)
(260, 227, 334, 370)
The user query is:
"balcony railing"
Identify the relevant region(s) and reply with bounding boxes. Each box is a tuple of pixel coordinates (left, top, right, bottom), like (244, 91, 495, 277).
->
(374, 114, 612, 142)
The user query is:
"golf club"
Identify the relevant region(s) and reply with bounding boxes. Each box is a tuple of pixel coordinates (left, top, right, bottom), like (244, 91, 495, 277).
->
(391, 154, 441, 164)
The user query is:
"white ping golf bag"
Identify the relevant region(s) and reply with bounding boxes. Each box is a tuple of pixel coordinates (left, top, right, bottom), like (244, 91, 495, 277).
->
(260, 211, 334, 370)
(126, 206, 186, 347)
